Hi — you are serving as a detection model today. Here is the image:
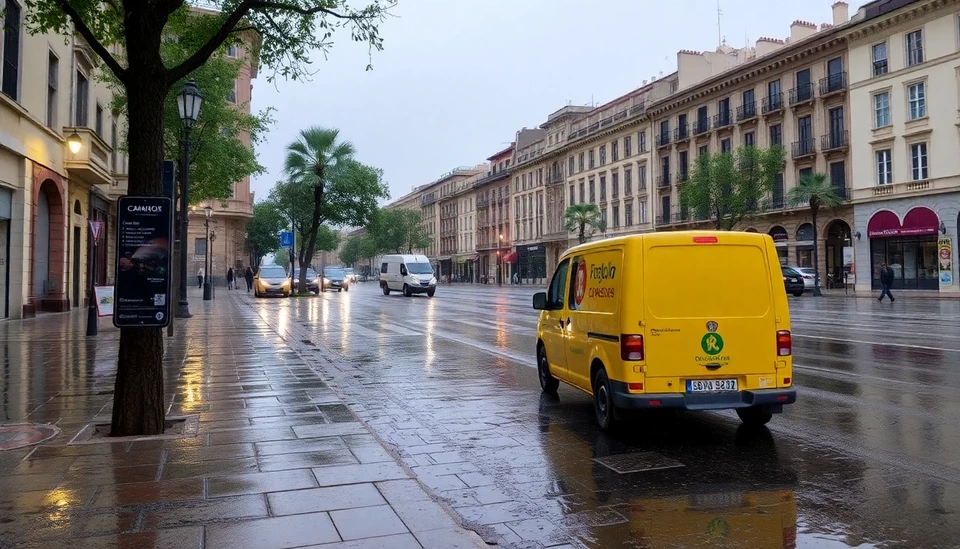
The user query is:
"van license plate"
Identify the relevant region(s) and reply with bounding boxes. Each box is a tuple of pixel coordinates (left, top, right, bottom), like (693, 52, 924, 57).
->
(687, 379, 738, 392)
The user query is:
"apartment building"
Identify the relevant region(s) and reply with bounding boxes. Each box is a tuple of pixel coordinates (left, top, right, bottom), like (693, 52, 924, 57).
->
(453, 173, 481, 281)
(473, 145, 513, 284)
(510, 127, 549, 284)
(846, 0, 960, 294)
(0, 10, 131, 319)
(420, 166, 484, 277)
(187, 31, 259, 283)
(651, 4, 856, 286)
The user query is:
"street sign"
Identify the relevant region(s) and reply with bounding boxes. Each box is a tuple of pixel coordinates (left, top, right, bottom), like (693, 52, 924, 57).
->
(280, 230, 294, 249)
(113, 196, 173, 328)
(89, 220, 103, 242)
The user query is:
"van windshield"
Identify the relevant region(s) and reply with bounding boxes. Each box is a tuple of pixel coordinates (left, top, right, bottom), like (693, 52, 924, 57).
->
(646, 244, 772, 318)
(406, 263, 433, 275)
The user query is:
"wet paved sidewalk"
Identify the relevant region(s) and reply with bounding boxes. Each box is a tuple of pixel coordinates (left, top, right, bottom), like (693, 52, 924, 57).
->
(0, 288, 485, 548)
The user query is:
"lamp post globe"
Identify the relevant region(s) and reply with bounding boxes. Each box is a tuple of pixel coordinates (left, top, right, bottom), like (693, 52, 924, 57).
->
(175, 80, 203, 318)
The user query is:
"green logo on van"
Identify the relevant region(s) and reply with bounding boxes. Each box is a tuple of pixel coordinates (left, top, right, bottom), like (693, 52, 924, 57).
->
(700, 333, 724, 355)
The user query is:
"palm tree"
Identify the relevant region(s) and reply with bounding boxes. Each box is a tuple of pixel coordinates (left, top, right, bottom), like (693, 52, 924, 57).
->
(788, 172, 843, 297)
(564, 204, 606, 244)
(284, 127, 355, 293)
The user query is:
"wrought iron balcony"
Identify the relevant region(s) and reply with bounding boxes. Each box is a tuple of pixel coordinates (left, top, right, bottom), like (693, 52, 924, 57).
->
(677, 172, 689, 184)
(656, 132, 672, 148)
(762, 93, 784, 115)
(736, 101, 757, 122)
(832, 186, 852, 200)
(657, 174, 672, 189)
(821, 130, 849, 152)
(791, 138, 816, 159)
(819, 72, 848, 96)
(712, 111, 732, 129)
(674, 124, 690, 141)
(693, 119, 710, 135)
(789, 83, 815, 106)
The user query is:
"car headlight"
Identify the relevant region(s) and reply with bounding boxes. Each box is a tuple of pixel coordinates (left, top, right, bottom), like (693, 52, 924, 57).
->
(323, 278, 330, 285)
(410, 275, 420, 283)
(430, 277, 437, 285)
(281, 280, 290, 288)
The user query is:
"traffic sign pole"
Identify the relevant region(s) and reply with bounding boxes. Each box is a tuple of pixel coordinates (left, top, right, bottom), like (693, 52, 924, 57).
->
(86, 221, 103, 337)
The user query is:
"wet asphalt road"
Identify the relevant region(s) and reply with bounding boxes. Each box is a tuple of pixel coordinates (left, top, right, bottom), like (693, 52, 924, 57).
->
(253, 283, 960, 549)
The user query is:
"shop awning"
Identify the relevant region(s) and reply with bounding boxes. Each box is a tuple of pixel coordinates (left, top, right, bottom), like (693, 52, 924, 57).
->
(455, 257, 469, 264)
(868, 208, 939, 238)
(504, 252, 518, 263)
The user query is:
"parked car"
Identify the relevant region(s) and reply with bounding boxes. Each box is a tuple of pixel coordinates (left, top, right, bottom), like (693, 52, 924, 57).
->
(782, 267, 805, 297)
(254, 265, 290, 298)
(292, 268, 321, 294)
(321, 267, 350, 292)
(344, 268, 357, 283)
(788, 266, 818, 289)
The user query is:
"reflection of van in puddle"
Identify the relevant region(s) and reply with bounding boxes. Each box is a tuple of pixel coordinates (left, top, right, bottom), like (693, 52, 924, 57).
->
(537, 401, 797, 548)
(533, 232, 796, 430)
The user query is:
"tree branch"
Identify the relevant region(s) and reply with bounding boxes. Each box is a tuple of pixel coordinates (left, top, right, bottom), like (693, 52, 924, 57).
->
(167, 0, 257, 84)
(51, 0, 127, 81)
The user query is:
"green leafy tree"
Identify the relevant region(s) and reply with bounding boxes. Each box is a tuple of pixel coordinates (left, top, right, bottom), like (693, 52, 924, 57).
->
(564, 204, 606, 244)
(26, 0, 394, 436)
(312, 225, 341, 269)
(679, 146, 786, 230)
(269, 179, 314, 274)
(788, 172, 844, 297)
(339, 237, 364, 267)
(244, 201, 286, 271)
(366, 208, 431, 254)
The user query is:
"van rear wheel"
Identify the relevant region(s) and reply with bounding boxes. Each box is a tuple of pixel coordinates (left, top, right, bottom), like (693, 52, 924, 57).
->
(593, 368, 616, 431)
(537, 346, 559, 395)
(736, 406, 773, 426)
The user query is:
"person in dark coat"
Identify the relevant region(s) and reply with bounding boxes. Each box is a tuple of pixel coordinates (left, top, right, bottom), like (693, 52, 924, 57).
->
(227, 268, 235, 290)
(245, 267, 254, 293)
(878, 262, 895, 302)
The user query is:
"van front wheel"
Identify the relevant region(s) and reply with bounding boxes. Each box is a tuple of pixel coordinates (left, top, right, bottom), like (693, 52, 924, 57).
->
(593, 368, 616, 431)
(537, 346, 559, 395)
(736, 406, 773, 426)
(403, 284, 412, 297)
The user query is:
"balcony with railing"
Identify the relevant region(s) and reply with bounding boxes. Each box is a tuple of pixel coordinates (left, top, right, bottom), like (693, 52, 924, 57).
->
(762, 93, 784, 115)
(819, 72, 848, 97)
(548, 171, 566, 185)
(657, 174, 672, 189)
(476, 197, 490, 209)
(674, 124, 690, 142)
(737, 101, 757, 122)
(677, 171, 689, 184)
(821, 130, 849, 152)
(63, 127, 113, 188)
(789, 83, 815, 106)
(421, 194, 437, 206)
(692, 118, 710, 136)
(832, 186, 852, 200)
(712, 110, 732, 130)
(568, 93, 648, 143)
(655, 132, 672, 149)
(791, 138, 816, 159)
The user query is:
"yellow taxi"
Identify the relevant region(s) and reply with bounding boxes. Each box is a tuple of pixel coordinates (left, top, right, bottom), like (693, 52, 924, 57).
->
(532, 231, 796, 430)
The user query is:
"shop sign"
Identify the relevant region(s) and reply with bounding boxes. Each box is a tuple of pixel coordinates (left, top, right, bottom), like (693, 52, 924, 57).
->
(939, 237, 953, 287)
(868, 226, 938, 238)
(113, 196, 173, 328)
(768, 226, 788, 242)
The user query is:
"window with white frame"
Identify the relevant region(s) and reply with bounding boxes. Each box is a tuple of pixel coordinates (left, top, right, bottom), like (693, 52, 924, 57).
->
(907, 82, 926, 119)
(639, 200, 647, 224)
(874, 92, 890, 127)
(872, 42, 888, 76)
(906, 29, 924, 67)
(876, 149, 892, 185)
(910, 142, 928, 180)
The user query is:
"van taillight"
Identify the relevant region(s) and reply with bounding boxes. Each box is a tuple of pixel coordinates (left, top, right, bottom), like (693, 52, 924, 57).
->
(777, 330, 792, 356)
(621, 335, 644, 361)
(693, 236, 718, 244)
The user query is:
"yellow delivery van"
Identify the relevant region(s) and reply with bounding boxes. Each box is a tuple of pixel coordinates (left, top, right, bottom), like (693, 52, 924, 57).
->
(532, 231, 796, 430)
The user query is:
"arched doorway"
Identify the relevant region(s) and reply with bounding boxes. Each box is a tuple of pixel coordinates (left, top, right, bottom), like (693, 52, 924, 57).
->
(825, 220, 852, 288)
(33, 179, 66, 311)
(768, 225, 788, 265)
(795, 223, 815, 268)
(34, 189, 51, 299)
(72, 200, 83, 307)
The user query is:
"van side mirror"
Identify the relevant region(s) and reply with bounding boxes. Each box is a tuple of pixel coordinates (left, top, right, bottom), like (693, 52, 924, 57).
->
(532, 292, 547, 310)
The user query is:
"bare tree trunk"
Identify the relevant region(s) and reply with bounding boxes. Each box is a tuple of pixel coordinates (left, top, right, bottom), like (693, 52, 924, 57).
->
(111, 18, 168, 437)
(300, 184, 324, 294)
(812, 207, 822, 297)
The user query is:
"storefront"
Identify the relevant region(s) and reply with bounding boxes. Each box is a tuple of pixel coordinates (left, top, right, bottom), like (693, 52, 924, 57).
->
(0, 187, 11, 318)
(768, 226, 789, 266)
(516, 244, 547, 285)
(795, 223, 815, 268)
(866, 207, 941, 290)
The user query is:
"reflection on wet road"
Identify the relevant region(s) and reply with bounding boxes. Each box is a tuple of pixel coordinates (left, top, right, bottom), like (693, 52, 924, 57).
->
(253, 284, 960, 549)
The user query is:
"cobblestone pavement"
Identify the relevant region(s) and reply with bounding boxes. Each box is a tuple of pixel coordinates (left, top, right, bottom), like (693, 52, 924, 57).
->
(253, 283, 960, 549)
(0, 287, 485, 549)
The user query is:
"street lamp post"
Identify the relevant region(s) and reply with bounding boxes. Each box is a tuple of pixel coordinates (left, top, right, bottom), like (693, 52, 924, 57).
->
(498, 234, 504, 286)
(203, 205, 213, 300)
(175, 80, 203, 317)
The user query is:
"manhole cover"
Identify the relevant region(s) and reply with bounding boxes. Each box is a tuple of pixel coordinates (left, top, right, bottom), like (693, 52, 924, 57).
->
(0, 424, 61, 451)
(593, 452, 684, 474)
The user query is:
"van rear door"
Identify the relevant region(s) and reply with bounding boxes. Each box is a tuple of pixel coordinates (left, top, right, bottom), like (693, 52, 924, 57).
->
(641, 233, 778, 381)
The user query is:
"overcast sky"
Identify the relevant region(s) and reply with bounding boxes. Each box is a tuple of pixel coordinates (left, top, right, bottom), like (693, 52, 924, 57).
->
(250, 0, 857, 205)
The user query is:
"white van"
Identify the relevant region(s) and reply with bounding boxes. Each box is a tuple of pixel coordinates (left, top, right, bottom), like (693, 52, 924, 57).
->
(380, 254, 437, 297)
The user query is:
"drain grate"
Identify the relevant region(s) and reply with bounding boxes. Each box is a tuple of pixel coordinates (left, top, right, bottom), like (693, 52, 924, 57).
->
(0, 424, 61, 451)
(592, 452, 684, 474)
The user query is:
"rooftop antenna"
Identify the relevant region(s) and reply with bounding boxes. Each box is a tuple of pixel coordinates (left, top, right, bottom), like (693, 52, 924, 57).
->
(717, 0, 722, 48)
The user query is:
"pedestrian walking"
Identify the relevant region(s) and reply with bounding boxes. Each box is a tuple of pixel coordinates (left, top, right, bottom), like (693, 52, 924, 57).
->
(227, 268, 235, 291)
(245, 266, 254, 293)
(197, 267, 205, 289)
(878, 262, 895, 302)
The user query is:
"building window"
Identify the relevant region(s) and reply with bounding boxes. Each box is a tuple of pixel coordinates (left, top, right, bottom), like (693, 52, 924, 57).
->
(579, 181, 585, 203)
(906, 29, 924, 67)
(872, 42, 888, 76)
(111, 121, 117, 170)
(613, 204, 620, 228)
(578, 153, 584, 172)
(638, 165, 647, 190)
(876, 149, 892, 185)
(907, 82, 925, 119)
(679, 150, 689, 181)
(874, 91, 890, 127)
(46, 51, 58, 128)
(95, 103, 103, 137)
(195, 238, 207, 256)
(624, 169, 632, 195)
(699, 144, 708, 156)
(769, 124, 782, 146)
(600, 175, 606, 201)
(625, 202, 633, 226)
(910, 142, 928, 180)
(600, 207, 607, 227)
(227, 44, 238, 57)
(75, 71, 89, 127)
(227, 81, 237, 103)
(639, 131, 647, 152)
(569, 185, 575, 206)
(612, 140, 619, 162)
(639, 200, 647, 224)
(1, 0, 21, 100)
(829, 161, 846, 196)
(772, 174, 784, 208)
(624, 136, 632, 157)
(589, 149, 595, 169)
(589, 179, 596, 203)
(612, 172, 619, 198)
(721, 138, 732, 154)
(744, 131, 755, 148)
(568, 156, 574, 175)
(599, 145, 607, 166)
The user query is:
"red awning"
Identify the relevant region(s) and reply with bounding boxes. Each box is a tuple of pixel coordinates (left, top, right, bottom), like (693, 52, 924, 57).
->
(868, 208, 939, 238)
(470, 255, 479, 262)
(503, 252, 518, 263)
